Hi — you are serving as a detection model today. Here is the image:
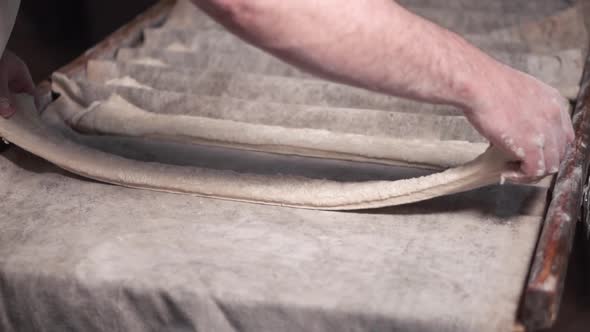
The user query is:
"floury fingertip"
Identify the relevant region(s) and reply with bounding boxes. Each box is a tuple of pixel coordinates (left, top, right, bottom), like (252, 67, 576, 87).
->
(0, 97, 14, 118)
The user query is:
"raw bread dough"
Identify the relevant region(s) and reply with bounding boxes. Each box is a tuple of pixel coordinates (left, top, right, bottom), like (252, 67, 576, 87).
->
(0, 78, 516, 210)
(53, 74, 485, 169)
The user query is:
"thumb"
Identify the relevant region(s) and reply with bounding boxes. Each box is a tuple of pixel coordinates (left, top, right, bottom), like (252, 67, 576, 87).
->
(7, 59, 35, 95)
(7, 55, 38, 110)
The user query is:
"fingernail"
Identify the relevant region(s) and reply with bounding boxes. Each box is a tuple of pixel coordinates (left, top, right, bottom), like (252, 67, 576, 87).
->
(0, 100, 16, 118)
(501, 170, 543, 184)
(0, 99, 14, 118)
(501, 171, 521, 183)
(0, 97, 10, 108)
(536, 170, 545, 177)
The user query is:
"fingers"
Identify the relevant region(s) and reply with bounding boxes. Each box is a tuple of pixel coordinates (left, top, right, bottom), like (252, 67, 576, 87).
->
(519, 95, 573, 180)
(0, 51, 36, 117)
(0, 77, 14, 118)
(559, 102, 575, 144)
(502, 170, 544, 184)
(479, 71, 575, 184)
(0, 98, 14, 118)
(544, 134, 560, 174)
(509, 115, 569, 182)
(6, 53, 35, 95)
(505, 134, 556, 183)
(552, 94, 574, 146)
(522, 142, 545, 179)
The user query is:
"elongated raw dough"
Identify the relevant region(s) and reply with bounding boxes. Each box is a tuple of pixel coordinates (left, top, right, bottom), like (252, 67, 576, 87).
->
(0, 84, 515, 210)
(52, 74, 486, 170)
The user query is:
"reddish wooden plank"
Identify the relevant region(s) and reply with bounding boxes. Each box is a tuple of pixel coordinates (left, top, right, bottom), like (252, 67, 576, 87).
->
(521, 52, 590, 330)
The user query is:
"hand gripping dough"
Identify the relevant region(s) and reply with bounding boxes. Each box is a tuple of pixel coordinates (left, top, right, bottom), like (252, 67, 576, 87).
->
(0, 78, 515, 210)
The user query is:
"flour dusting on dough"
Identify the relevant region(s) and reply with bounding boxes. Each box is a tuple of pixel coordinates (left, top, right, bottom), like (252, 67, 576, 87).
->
(106, 77, 153, 90)
(130, 57, 169, 67)
(166, 42, 191, 52)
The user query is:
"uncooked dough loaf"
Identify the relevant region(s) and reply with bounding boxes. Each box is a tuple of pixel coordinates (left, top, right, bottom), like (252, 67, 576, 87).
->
(52, 77, 486, 169)
(0, 83, 516, 210)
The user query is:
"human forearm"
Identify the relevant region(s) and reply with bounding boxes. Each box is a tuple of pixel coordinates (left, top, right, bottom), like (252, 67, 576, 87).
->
(192, 0, 500, 109)
(192, 0, 574, 181)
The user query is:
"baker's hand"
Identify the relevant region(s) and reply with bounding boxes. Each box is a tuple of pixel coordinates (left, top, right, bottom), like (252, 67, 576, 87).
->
(463, 63, 575, 183)
(0, 50, 35, 118)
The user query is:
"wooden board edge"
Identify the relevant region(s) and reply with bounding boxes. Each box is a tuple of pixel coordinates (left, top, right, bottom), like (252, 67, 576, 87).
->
(519, 44, 590, 330)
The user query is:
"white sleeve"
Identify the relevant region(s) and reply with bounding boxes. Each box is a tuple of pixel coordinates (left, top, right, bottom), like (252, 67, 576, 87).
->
(0, 0, 20, 56)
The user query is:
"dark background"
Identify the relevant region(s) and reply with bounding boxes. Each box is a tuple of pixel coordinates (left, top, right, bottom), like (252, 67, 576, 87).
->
(5, 1, 590, 331)
(7, 0, 157, 82)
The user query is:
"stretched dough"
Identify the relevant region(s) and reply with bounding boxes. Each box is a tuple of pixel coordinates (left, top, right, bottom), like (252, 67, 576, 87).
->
(52, 74, 486, 170)
(0, 85, 515, 210)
